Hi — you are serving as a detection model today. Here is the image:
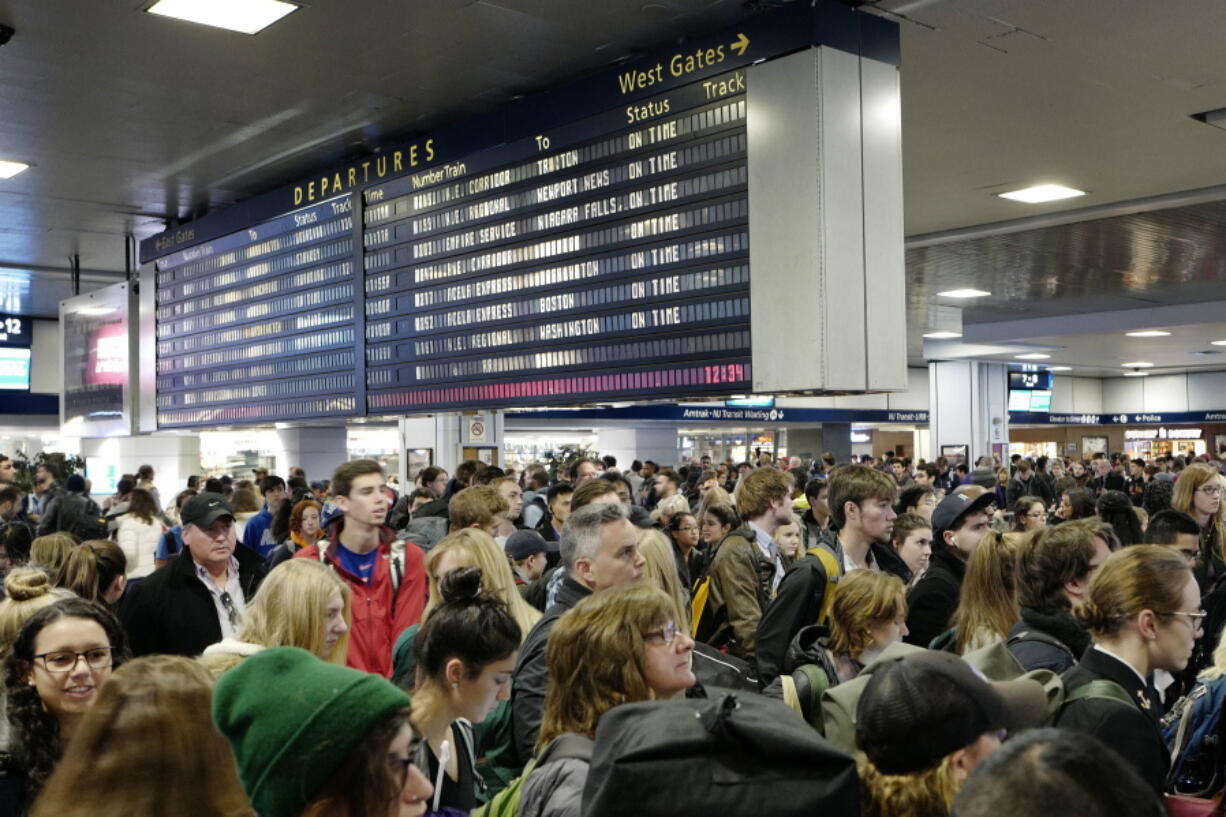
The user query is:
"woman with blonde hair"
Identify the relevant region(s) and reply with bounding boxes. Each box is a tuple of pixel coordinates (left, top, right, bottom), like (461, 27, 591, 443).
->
(650, 493, 690, 527)
(202, 558, 350, 666)
(29, 655, 252, 817)
(28, 535, 73, 580)
(520, 584, 695, 817)
(949, 531, 1021, 654)
(0, 569, 74, 653)
(1171, 461, 1226, 591)
(1057, 545, 1199, 795)
(771, 571, 909, 727)
(54, 541, 127, 608)
(637, 529, 690, 628)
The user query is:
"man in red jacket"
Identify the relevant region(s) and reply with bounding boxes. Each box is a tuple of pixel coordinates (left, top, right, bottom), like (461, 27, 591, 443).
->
(295, 459, 427, 677)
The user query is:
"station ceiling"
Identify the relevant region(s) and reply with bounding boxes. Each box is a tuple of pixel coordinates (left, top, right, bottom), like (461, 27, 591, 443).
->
(1, 0, 1225, 380)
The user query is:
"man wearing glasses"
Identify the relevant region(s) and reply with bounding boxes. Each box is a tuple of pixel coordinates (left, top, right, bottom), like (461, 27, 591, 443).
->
(121, 492, 267, 657)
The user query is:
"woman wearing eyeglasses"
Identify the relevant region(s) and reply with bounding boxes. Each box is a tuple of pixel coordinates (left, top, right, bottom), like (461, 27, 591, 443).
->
(666, 512, 705, 591)
(1012, 496, 1049, 533)
(1171, 462, 1226, 592)
(1056, 545, 1200, 795)
(214, 646, 433, 817)
(30, 655, 252, 817)
(519, 584, 695, 817)
(0, 598, 129, 815)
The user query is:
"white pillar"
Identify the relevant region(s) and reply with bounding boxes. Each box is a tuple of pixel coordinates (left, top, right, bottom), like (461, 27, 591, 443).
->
(928, 361, 1009, 466)
(79, 433, 201, 502)
(275, 427, 348, 484)
(397, 412, 505, 485)
(597, 427, 678, 470)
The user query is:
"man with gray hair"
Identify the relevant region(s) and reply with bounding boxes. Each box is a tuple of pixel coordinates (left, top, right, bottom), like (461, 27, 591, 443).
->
(510, 501, 644, 764)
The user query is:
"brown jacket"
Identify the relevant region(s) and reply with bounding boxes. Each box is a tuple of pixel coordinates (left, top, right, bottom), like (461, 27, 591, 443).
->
(705, 528, 773, 659)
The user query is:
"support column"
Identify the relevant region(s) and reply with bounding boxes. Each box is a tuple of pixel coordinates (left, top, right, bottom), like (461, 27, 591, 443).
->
(597, 427, 678, 470)
(819, 422, 852, 465)
(397, 412, 504, 487)
(928, 361, 1009, 467)
(275, 427, 348, 484)
(784, 428, 822, 462)
(79, 434, 201, 502)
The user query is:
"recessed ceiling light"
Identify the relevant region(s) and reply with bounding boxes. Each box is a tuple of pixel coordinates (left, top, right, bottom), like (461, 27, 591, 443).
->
(997, 184, 1086, 204)
(937, 289, 991, 299)
(1014, 353, 1051, 360)
(922, 331, 962, 339)
(1123, 371, 1149, 377)
(1211, 340, 1226, 346)
(1125, 330, 1171, 338)
(146, 0, 299, 34)
(1121, 361, 1154, 368)
(1047, 366, 1072, 371)
(0, 160, 29, 179)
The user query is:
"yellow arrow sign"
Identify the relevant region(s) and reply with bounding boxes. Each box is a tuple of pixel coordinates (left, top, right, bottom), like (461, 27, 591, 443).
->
(730, 33, 750, 56)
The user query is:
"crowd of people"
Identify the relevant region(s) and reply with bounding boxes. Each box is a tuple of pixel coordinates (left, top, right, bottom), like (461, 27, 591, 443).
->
(0, 447, 1220, 815)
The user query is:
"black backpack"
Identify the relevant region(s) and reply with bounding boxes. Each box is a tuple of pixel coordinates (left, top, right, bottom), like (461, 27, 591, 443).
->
(582, 692, 858, 817)
(59, 493, 108, 541)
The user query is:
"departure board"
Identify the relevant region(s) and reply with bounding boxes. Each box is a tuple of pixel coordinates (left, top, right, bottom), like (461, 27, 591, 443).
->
(141, 1, 903, 428)
(152, 196, 361, 428)
(362, 75, 751, 412)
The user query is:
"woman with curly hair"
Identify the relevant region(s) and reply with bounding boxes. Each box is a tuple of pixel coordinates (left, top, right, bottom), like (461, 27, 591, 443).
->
(0, 598, 130, 814)
(519, 583, 695, 817)
(29, 655, 252, 817)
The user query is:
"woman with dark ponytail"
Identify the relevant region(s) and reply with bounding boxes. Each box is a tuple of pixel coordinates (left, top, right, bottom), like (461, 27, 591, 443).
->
(411, 565, 521, 815)
(0, 598, 129, 814)
(53, 541, 127, 607)
(1055, 545, 1198, 795)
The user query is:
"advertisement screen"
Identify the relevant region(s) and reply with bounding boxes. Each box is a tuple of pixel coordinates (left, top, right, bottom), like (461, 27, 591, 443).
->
(0, 348, 30, 391)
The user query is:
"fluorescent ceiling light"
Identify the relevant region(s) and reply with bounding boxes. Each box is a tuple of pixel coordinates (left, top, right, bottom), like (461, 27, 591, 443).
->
(997, 184, 1086, 204)
(0, 161, 29, 180)
(1125, 330, 1171, 338)
(75, 306, 115, 316)
(1047, 366, 1072, 371)
(1123, 371, 1149, 377)
(922, 331, 962, 339)
(1120, 361, 1154, 368)
(1211, 340, 1226, 346)
(146, 0, 299, 34)
(937, 289, 991, 299)
(1014, 353, 1051, 360)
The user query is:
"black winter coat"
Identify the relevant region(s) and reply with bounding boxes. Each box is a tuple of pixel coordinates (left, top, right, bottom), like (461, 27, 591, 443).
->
(119, 546, 266, 658)
(1056, 647, 1169, 796)
(904, 547, 965, 648)
(510, 574, 592, 765)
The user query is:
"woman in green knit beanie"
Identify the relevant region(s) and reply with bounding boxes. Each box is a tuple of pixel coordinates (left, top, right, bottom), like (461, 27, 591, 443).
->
(213, 646, 433, 817)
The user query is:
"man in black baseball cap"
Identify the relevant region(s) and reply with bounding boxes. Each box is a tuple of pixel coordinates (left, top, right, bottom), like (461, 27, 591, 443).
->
(120, 492, 267, 658)
(857, 650, 1046, 813)
(905, 490, 995, 647)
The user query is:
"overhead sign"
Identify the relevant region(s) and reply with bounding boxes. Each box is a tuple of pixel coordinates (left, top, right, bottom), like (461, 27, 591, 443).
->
(1125, 427, 1203, 441)
(507, 403, 928, 425)
(141, 2, 901, 428)
(1011, 411, 1226, 425)
(0, 314, 32, 348)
